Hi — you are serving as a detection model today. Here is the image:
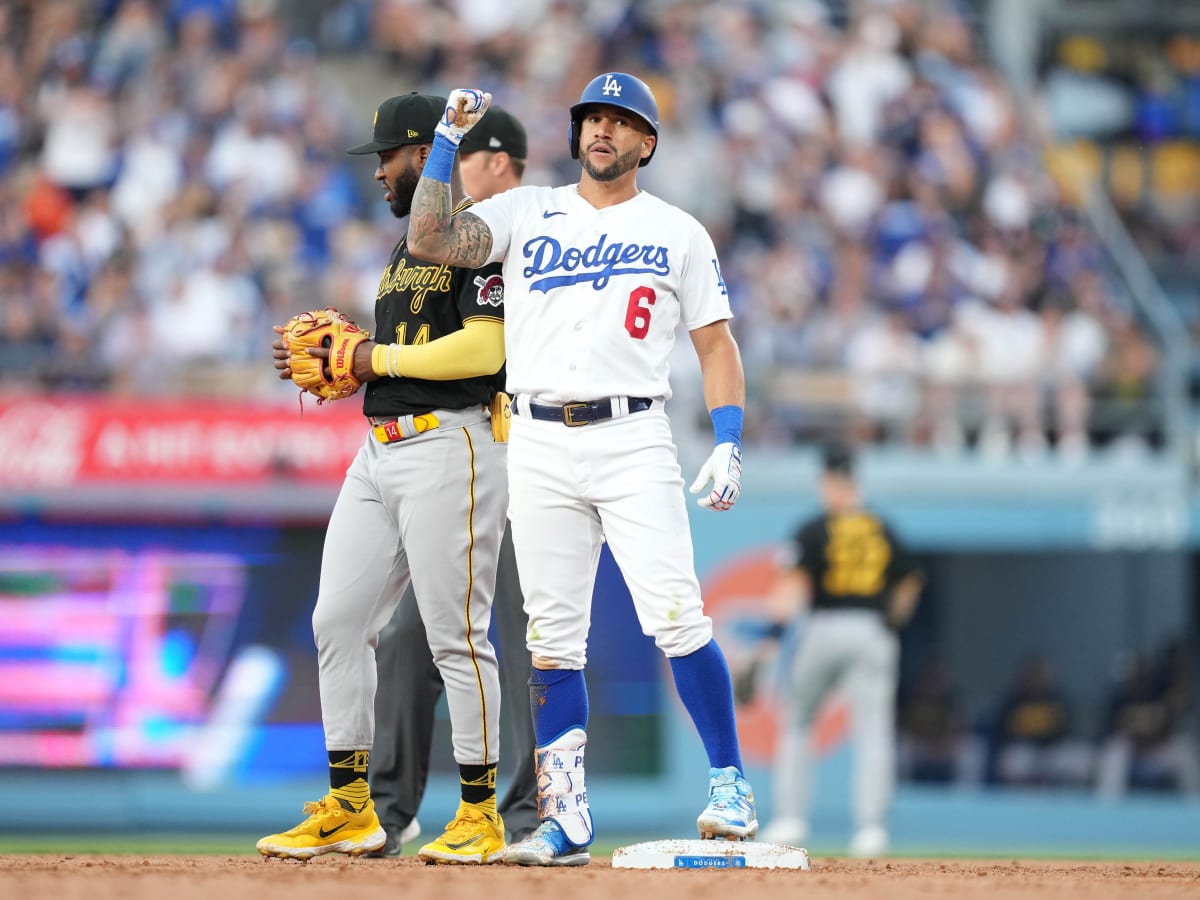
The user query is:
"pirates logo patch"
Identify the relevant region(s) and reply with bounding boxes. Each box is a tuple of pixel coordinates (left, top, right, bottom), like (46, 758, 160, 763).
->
(473, 274, 504, 307)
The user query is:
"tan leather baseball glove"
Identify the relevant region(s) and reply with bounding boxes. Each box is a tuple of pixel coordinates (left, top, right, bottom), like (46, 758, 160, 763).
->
(282, 307, 370, 402)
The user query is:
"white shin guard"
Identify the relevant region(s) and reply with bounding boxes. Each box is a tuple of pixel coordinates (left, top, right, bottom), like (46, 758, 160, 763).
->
(536, 727, 593, 846)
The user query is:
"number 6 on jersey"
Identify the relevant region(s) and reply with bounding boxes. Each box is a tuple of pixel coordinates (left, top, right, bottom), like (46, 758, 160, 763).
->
(624, 286, 656, 340)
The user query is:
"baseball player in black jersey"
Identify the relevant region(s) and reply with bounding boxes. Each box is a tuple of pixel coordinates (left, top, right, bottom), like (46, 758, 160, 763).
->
(757, 442, 923, 858)
(365, 107, 539, 858)
(258, 93, 511, 865)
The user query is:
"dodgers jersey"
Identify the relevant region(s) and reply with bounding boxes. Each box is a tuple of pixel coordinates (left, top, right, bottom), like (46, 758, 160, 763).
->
(468, 184, 732, 403)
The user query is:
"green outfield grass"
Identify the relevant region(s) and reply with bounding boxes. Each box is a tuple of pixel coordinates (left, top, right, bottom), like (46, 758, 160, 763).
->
(1, 834, 1197, 860)
(1, 834, 268, 855)
(0, 833, 637, 856)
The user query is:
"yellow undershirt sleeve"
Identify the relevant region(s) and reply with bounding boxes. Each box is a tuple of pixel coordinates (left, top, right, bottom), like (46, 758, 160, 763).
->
(370, 317, 505, 380)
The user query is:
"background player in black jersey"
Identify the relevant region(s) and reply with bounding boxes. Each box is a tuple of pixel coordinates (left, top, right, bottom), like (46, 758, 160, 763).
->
(364, 106, 538, 858)
(258, 94, 511, 865)
(757, 442, 923, 858)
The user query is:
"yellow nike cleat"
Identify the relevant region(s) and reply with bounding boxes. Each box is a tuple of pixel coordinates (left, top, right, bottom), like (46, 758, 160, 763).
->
(417, 801, 506, 864)
(257, 794, 386, 860)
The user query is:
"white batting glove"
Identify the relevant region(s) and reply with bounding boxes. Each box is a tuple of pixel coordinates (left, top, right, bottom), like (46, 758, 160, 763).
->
(689, 442, 743, 511)
(436, 88, 492, 146)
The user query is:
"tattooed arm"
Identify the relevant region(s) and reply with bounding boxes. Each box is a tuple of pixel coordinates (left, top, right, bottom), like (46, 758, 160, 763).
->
(407, 176, 494, 268)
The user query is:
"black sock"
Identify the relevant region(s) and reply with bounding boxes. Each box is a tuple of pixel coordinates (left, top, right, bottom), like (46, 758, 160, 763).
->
(328, 750, 370, 812)
(459, 763, 498, 806)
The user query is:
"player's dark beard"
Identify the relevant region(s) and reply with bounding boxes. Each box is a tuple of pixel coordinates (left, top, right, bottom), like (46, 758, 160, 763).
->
(387, 166, 421, 218)
(582, 143, 643, 182)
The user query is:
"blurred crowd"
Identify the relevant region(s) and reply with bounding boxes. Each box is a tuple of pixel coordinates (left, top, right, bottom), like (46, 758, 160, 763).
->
(896, 639, 1200, 797)
(0, 0, 1192, 458)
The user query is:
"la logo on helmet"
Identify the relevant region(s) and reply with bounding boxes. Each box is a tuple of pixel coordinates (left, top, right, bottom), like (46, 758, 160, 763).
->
(601, 74, 623, 97)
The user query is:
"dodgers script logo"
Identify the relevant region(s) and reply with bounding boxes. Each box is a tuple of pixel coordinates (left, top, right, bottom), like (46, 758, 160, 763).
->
(522, 233, 670, 292)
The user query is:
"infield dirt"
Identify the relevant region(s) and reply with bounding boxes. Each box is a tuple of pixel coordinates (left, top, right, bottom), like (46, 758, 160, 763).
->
(2, 855, 1198, 899)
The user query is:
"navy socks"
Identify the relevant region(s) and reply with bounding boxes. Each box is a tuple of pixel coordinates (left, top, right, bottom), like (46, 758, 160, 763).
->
(669, 639, 744, 772)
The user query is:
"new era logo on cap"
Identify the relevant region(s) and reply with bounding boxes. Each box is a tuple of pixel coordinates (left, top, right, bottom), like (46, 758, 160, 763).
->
(489, 136, 501, 148)
(408, 129, 419, 138)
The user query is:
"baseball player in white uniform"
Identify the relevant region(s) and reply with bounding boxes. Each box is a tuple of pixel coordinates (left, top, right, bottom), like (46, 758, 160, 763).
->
(406, 73, 756, 866)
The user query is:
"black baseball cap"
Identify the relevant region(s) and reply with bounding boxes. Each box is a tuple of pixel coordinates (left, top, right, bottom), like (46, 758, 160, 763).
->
(821, 441, 856, 477)
(459, 106, 528, 158)
(346, 93, 444, 155)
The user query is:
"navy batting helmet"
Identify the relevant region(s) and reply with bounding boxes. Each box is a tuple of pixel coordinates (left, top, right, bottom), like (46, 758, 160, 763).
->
(569, 72, 659, 167)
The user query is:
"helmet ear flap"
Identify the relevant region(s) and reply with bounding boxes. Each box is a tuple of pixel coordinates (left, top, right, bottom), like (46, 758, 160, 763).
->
(568, 117, 581, 160)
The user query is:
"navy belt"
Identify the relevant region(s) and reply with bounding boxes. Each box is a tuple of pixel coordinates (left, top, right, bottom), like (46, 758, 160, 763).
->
(519, 396, 653, 427)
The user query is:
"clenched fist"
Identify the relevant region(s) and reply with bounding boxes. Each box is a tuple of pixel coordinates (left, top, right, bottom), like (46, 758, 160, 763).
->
(436, 89, 492, 146)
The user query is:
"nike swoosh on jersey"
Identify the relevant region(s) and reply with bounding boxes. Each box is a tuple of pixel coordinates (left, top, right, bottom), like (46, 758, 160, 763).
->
(445, 833, 483, 850)
(542, 210, 566, 218)
(318, 822, 349, 839)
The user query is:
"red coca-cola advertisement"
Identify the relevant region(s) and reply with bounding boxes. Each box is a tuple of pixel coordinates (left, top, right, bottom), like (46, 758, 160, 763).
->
(0, 397, 366, 488)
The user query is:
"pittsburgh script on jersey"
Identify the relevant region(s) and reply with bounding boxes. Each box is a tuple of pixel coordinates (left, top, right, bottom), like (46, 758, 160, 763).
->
(522, 234, 670, 293)
(376, 259, 454, 311)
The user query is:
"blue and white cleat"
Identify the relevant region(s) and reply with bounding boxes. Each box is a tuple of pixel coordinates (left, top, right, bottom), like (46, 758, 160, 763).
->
(696, 766, 758, 841)
(503, 819, 591, 867)
(504, 726, 594, 866)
